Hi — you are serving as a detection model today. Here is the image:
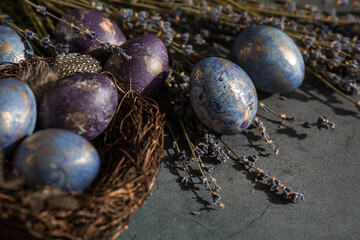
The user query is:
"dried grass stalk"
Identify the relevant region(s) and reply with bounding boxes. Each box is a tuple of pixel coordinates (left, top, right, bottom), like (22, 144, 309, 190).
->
(0, 58, 164, 240)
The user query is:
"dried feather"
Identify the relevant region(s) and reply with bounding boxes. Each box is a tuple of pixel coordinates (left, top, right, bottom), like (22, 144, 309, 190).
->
(47, 195, 80, 210)
(17, 60, 59, 102)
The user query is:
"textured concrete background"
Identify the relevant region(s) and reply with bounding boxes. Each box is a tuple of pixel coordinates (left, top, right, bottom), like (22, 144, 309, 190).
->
(119, 2, 360, 240)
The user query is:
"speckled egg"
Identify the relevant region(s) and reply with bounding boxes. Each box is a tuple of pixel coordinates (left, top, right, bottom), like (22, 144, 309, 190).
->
(13, 129, 100, 192)
(232, 26, 305, 93)
(190, 57, 258, 135)
(104, 34, 168, 98)
(55, 9, 126, 62)
(0, 25, 34, 64)
(39, 73, 118, 140)
(0, 78, 36, 156)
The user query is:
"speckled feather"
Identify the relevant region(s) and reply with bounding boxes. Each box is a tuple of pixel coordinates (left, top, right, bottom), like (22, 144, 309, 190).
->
(232, 26, 305, 94)
(190, 57, 258, 135)
(13, 129, 100, 192)
(52, 53, 101, 78)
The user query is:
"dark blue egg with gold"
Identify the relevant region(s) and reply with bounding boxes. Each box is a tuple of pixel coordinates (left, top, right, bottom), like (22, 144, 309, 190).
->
(13, 129, 100, 192)
(190, 57, 258, 135)
(0, 78, 36, 156)
(232, 26, 304, 93)
(0, 25, 34, 64)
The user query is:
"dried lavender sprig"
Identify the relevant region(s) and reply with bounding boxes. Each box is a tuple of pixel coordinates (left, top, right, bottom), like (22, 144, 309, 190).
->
(259, 102, 337, 129)
(306, 66, 360, 110)
(253, 116, 280, 155)
(178, 117, 225, 209)
(119, 0, 360, 98)
(23, 0, 131, 59)
(220, 139, 304, 203)
(0, 12, 70, 55)
(166, 122, 195, 187)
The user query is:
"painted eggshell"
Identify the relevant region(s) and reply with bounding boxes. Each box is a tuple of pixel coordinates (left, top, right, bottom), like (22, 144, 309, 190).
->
(0, 78, 36, 156)
(104, 34, 168, 98)
(39, 73, 118, 140)
(55, 9, 126, 62)
(190, 57, 258, 135)
(13, 129, 100, 192)
(0, 25, 34, 64)
(232, 26, 305, 93)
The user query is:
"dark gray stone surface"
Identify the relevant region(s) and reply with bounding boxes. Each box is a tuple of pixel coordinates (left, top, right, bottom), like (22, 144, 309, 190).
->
(119, 2, 360, 239)
(119, 74, 360, 240)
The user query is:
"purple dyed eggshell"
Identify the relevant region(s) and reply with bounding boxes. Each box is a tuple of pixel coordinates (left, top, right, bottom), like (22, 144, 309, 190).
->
(104, 34, 168, 98)
(55, 9, 126, 61)
(39, 73, 118, 140)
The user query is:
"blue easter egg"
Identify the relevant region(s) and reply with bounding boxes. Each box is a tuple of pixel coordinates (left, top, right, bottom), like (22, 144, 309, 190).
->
(13, 129, 101, 192)
(0, 25, 34, 64)
(190, 57, 258, 135)
(0, 78, 36, 156)
(232, 26, 305, 93)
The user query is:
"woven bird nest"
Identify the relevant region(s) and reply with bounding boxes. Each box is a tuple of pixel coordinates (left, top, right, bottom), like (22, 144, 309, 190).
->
(0, 57, 165, 240)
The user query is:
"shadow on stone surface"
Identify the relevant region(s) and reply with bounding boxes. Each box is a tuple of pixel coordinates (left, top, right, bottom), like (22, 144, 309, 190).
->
(282, 75, 360, 120)
(242, 171, 291, 205)
(257, 115, 308, 140)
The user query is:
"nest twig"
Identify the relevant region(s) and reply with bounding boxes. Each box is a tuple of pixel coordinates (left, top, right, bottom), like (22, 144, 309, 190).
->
(0, 58, 165, 240)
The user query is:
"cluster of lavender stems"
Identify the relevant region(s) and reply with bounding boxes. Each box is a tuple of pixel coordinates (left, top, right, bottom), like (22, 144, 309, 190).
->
(1, 0, 354, 208)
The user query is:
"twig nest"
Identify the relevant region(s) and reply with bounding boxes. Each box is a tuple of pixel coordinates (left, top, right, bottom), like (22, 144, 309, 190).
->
(190, 57, 258, 135)
(232, 26, 305, 93)
(0, 58, 164, 239)
(0, 25, 34, 63)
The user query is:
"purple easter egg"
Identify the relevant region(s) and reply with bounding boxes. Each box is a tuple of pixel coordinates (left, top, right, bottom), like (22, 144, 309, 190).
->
(39, 73, 118, 140)
(55, 9, 126, 61)
(104, 34, 168, 98)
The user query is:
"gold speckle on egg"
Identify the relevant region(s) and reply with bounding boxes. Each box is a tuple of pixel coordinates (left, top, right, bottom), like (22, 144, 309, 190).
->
(244, 106, 251, 122)
(0, 42, 13, 57)
(22, 89, 29, 104)
(237, 101, 244, 112)
(65, 112, 87, 134)
(100, 18, 115, 35)
(279, 46, 297, 66)
(0, 111, 12, 129)
(143, 55, 163, 76)
(213, 119, 226, 131)
(26, 154, 35, 166)
(217, 58, 231, 64)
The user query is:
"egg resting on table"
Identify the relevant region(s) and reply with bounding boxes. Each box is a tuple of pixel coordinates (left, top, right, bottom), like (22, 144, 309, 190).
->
(0, 78, 36, 156)
(39, 73, 118, 140)
(104, 34, 168, 98)
(55, 9, 126, 62)
(232, 26, 305, 94)
(190, 57, 258, 135)
(13, 129, 100, 192)
(0, 25, 34, 64)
